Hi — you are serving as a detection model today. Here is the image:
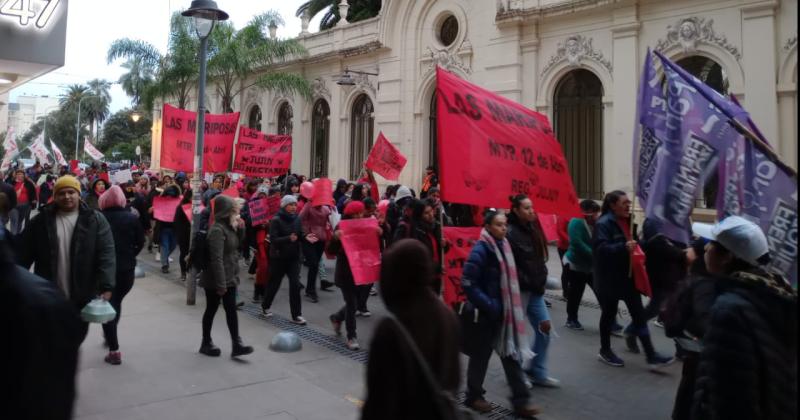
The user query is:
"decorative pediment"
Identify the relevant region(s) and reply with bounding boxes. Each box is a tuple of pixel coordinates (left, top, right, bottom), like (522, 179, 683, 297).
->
(311, 77, 331, 100)
(541, 35, 612, 78)
(655, 17, 741, 60)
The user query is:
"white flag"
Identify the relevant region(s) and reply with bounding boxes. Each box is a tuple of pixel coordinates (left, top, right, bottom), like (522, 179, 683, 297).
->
(83, 137, 105, 161)
(50, 140, 68, 166)
(30, 134, 52, 165)
(1, 128, 18, 172)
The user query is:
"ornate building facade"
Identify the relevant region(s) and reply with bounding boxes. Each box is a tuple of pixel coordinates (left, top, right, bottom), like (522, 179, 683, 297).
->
(152, 0, 797, 203)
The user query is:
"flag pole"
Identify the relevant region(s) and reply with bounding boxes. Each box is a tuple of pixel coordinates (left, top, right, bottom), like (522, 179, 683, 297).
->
(726, 117, 797, 180)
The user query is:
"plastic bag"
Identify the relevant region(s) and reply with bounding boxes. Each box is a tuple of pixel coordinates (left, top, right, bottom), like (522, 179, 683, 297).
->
(80, 298, 117, 324)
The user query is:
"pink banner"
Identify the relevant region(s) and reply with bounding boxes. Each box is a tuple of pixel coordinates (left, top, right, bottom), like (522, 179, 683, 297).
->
(365, 132, 407, 181)
(181, 203, 205, 221)
(339, 218, 381, 285)
(153, 196, 181, 223)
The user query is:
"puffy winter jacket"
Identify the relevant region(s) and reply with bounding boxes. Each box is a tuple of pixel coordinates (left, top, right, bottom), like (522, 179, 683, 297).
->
(269, 209, 303, 260)
(592, 212, 634, 298)
(461, 239, 508, 321)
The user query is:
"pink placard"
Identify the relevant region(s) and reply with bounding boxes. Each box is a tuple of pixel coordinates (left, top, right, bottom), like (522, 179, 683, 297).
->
(338, 218, 381, 285)
(153, 196, 181, 223)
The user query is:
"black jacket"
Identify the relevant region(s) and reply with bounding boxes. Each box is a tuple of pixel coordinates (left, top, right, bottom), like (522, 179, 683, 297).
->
(0, 236, 81, 420)
(18, 202, 116, 309)
(506, 212, 549, 294)
(592, 212, 634, 298)
(268, 209, 303, 260)
(691, 269, 797, 420)
(102, 206, 145, 273)
(641, 229, 687, 293)
(327, 225, 354, 290)
(173, 202, 192, 251)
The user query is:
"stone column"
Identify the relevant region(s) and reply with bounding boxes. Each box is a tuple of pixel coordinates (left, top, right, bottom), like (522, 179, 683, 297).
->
(609, 22, 640, 193)
(742, 2, 779, 145)
(520, 36, 539, 110)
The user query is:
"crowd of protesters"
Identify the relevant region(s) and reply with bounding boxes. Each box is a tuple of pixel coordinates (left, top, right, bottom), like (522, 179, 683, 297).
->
(1, 158, 796, 420)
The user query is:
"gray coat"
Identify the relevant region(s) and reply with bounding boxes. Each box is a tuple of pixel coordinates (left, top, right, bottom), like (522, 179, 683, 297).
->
(199, 196, 244, 290)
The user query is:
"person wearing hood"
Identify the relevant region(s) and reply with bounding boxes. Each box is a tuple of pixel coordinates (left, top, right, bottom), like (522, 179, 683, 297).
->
(326, 201, 378, 350)
(688, 216, 796, 420)
(197, 195, 254, 358)
(505, 194, 559, 388)
(85, 178, 107, 210)
(361, 239, 461, 420)
(99, 185, 145, 365)
(333, 179, 348, 204)
(155, 184, 181, 273)
(260, 194, 309, 325)
(386, 185, 413, 240)
(460, 209, 540, 418)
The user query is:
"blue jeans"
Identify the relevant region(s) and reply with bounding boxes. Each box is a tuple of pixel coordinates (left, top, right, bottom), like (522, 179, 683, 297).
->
(160, 226, 176, 267)
(525, 293, 551, 380)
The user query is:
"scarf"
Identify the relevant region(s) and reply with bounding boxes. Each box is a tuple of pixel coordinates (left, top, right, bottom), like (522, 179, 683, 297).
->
(478, 228, 534, 364)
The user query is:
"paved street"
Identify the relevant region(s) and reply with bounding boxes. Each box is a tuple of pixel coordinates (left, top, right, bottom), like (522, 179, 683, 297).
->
(75, 248, 680, 420)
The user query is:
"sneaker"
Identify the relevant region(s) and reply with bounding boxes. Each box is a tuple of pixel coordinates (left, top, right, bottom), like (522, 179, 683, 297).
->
(169, 257, 174, 262)
(236, 300, 245, 307)
(320, 280, 335, 292)
(104, 351, 122, 365)
(305, 293, 319, 303)
(514, 405, 542, 418)
(610, 323, 624, 337)
(161, 266, 169, 274)
(261, 308, 273, 318)
(653, 319, 665, 328)
(356, 310, 371, 317)
(330, 315, 342, 336)
(180, 272, 187, 281)
(598, 349, 625, 367)
(647, 353, 675, 370)
(530, 376, 561, 388)
(346, 339, 360, 351)
(625, 334, 641, 354)
(565, 320, 584, 330)
(291, 316, 307, 325)
(466, 399, 492, 414)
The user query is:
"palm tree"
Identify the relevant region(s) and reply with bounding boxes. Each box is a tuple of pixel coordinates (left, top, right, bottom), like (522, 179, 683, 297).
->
(296, 0, 382, 30)
(59, 84, 90, 111)
(107, 12, 199, 111)
(208, 11, 312, 113)
(85, 78, 112, 139)
(118, 57, 154, 107)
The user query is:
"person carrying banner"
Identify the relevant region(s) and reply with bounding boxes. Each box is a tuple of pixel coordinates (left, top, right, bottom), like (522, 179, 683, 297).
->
(563, 199, 601, 330)
(461, 209, 540, 418)
(419, 166, 438, 199)
(299, 188, 332, 303)
(9, 169, 37, 235)
(155, 184, 181, 273)
(261, 195, 308, 325)
(688, 217, 797, 420)
(99, 185, 145, 365)
(506, 194, 559, 388)
(197, 195, 254, 358)
(84, 178, 107, 210)
(593, 191, 673, 369)
(327, 200, 379, 350)
(251, 186, 275, 303)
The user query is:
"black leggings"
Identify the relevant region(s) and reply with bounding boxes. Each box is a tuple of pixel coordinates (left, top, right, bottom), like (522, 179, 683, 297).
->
(565, 267, 594, 322)
(202, 287, 239, 342)
(598, 286, 654, 356)
(178, 243, 190, 276)
(102, 270, 135, 351)
(332, 285, 358, 339)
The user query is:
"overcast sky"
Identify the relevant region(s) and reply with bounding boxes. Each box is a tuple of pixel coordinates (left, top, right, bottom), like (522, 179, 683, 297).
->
(10, 0, 323, 113)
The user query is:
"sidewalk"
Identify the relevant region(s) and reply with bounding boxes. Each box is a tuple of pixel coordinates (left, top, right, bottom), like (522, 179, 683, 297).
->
(75, 249, 681, 420)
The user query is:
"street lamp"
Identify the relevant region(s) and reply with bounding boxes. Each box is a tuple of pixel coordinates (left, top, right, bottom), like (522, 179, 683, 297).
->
(75, 94, 101, 160)
(335, 68, 378, 86)
(130, 111, 142, 123)
(182, 0, 228, 305)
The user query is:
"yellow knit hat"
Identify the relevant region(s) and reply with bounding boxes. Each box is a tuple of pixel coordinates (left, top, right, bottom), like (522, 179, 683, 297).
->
(53, 176, 81, 195)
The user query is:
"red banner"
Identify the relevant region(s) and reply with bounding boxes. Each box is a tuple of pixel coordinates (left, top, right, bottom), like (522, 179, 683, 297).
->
(160, 104, 239, 173)
(339, 218, 381, 285)
(436, 67, 581, 218)
(233, 126, 292, 177)
(153, 196, 181, 223)
(250, 196, 281, 226)
(442, 227, 481, 307)
(222, 185, 239, 198)
(538, 213, 558, 243)
(181, 203, 205, 221)
(365, 132, 407, 181)
(312, 178, 334, 207)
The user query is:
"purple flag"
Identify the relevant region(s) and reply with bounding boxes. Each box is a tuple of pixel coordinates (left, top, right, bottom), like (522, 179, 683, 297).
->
(633, 49, 668, 210)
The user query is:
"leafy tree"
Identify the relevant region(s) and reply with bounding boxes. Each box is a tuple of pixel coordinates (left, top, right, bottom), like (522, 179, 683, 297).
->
(100, 108, 152, 150)
(107, 136, 150, 162)
(296, 0, 382, 30)
(208, 11, 311, 113)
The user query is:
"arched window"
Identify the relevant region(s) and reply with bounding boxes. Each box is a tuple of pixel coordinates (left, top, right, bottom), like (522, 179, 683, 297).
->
(554, 69, 604, 200)
(349, 94, 374, 180)
(676, 56, 728, 209)
(311, 99, 330, 178)
(247, 105, 262, 131)
(277, 102, 293, 135)
(429, 92, 438, 169)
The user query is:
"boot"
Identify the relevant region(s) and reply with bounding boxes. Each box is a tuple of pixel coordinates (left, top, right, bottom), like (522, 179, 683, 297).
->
(231, 337, 254, 357)
(199, 338, 221, 357)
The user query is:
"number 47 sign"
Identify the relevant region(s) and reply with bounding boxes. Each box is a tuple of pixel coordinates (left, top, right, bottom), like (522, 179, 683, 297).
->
(1, 0, 61, 29)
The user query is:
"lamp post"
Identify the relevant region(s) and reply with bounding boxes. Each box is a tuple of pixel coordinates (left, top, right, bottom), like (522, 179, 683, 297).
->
(182, 0, 229, 305)
(75, 94, 101, 160)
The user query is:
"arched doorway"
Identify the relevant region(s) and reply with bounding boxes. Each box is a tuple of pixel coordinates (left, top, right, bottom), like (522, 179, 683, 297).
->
(428, 92, 438, 169)
(311, 99, 330, 178)
(553, 69, 604, 200)
(349, 94, 374, 180)
(277, 102, 293, 135)
(675, 55, 729, 208)
(248, 105, 262, 131)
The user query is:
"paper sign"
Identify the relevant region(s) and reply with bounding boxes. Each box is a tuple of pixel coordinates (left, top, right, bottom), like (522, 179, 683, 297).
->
(232, 126, 292, 177)
(152, 196, 181, 222)
(339, 218, 381, 285)
(113, 169, 133, 185)
(365, 132, 407, 180)
(160, 104, 239, 173)
(442, 227, 481, 307)
(436, 67, 581, 218)
(311, 178, 334, 207)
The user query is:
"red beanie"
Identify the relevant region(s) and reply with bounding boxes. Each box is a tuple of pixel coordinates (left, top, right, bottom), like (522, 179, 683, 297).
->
(344, 200, 365, 216)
